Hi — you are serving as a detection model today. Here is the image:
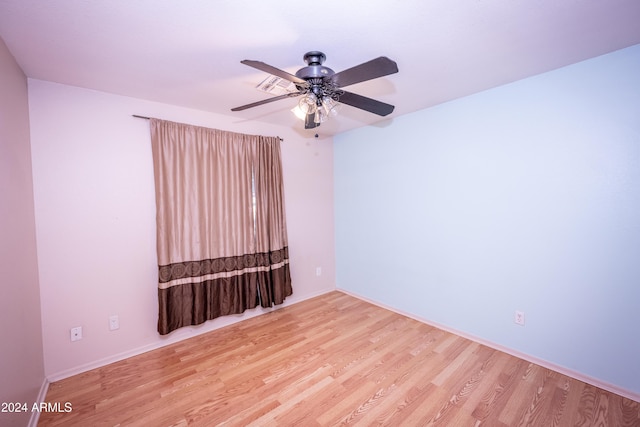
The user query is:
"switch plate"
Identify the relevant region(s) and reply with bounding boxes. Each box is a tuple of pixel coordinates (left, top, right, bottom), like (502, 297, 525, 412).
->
(109, 315, 120, 331)
(70, 326, 82, 341)
(515, 310, 525, 326)
(316, 267, 322, 277)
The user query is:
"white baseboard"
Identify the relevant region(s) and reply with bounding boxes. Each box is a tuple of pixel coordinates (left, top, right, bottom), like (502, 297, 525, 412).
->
(27, 377, 49, 427)
(47, 287, 336, 383)
(337, 288, 640, 403)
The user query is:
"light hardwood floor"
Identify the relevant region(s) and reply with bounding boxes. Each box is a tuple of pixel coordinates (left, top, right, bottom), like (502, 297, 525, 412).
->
(39, 291, 639, 426)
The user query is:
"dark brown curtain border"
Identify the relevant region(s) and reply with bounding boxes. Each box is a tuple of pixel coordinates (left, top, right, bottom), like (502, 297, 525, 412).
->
(158, 247, 289, 283)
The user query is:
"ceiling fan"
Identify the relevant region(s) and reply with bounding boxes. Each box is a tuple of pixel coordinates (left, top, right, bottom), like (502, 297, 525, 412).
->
(231, 51, 398, 129)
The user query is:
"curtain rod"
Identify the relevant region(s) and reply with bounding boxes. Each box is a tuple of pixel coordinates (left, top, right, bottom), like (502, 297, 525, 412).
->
(132, 114, 283, 141)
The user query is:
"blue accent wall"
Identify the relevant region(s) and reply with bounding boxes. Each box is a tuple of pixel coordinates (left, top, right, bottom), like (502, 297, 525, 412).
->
(335, 44, 640, 395)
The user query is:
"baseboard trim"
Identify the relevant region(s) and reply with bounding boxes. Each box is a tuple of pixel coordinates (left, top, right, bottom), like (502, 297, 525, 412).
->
(47, 287, 335, 383)
(27, 377, 49, 427)
(337, 288, 640, 403)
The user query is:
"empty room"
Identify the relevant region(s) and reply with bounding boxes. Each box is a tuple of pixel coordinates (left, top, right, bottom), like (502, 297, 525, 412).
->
(1, 1, 639, 426)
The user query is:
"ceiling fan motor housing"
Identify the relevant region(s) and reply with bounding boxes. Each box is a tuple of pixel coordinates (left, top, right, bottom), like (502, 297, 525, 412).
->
(295, 51, 335, 80)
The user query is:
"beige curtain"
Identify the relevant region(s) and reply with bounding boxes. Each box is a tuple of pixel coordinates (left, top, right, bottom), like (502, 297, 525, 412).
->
(150, 119, 291, 335)
(254, 139, 291, 306)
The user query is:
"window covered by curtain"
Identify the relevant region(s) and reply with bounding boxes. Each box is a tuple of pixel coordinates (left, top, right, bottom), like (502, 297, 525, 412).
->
(150, 119, 292, 335)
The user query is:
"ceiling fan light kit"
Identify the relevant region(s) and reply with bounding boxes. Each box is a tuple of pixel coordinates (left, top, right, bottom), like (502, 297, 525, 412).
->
(291, 92, 341, 125)
(231, 51, 398, 129)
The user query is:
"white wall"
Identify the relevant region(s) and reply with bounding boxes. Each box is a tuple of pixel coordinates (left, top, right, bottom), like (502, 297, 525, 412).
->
(0, 38, 45, 426)
(28, 80, 335, 378)
(335, 44, 640, 398)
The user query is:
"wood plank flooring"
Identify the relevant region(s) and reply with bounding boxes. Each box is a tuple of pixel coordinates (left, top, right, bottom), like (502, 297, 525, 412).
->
(39, 291, 640, 426)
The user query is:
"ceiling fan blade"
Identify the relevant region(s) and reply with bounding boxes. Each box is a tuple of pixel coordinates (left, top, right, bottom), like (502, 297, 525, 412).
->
(331, 57, 398, 88)
(305, 112, 320, 129)
(241, 60, 307, 84)
(338, 91, 395, 116)
(231, 93, 299, 111)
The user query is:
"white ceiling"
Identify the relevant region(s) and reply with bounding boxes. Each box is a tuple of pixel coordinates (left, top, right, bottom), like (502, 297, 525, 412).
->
(1, 0, 640, 136)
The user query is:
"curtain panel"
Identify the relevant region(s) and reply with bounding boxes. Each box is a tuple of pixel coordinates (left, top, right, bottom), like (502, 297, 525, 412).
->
(150, 119, 292, 335)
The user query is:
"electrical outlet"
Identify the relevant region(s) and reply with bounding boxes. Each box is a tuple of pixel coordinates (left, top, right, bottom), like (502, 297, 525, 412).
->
(70, 326, 82, 341)
(515, 310, 525, 326)
(109, 315, 120, 331)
